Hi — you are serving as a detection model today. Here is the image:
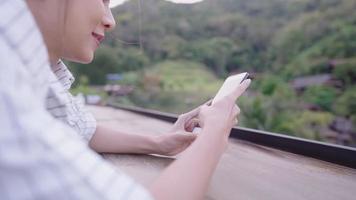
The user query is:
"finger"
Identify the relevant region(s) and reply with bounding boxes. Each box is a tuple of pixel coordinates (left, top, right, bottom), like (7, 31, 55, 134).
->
(181, 107, 201, 122)
(233, 118, 239, 126)
(183, 99, 213, 126)
(174, 107, 200, 130)
(185, 118, 195, 131)
(177, 132, 197, 142)
(232, 105, 241, 117)
(228, 79, 251, 102)
(185, 118, 200, 132)
(186, 133, 197, 141)
(185, 133, 197, 141)
(172, 116, 185, 130)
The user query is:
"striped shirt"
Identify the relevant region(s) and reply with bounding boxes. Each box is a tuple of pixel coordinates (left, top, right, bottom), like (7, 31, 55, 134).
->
(47, 60, 97, 142)
(0, 0, 153, 199)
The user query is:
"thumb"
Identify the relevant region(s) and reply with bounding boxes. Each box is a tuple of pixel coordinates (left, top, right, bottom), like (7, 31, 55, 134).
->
(185, 118, 200, 132)
(174, 107, 201, 129)
(177, 132, 197, 142)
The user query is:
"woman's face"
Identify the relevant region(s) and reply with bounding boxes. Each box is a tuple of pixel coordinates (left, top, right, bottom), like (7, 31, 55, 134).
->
(62, 0, 116, 63)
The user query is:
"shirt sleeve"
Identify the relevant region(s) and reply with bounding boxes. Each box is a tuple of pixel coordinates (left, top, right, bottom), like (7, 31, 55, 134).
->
(47, 60, 97, 142)
(0, 1, 153, 199)
(0, 36, 153, 200)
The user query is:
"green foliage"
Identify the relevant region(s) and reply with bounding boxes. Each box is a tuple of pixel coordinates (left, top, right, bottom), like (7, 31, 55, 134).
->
(239, 79, 297, 133)
(239, 96, 268, 130)
(70, 46, 149, 85)
(160, 35, 187, 59)
(271, 0, 355, 67)
(182, 37, 236, 77)
(70, 0, 356, 145)
(303, 86, 338, 111)
(118, 60, 221, 113)
(258, 75, 286, 96)
(274, 111, 334, 140)
(71, 46, 118, 85)
(118, 71, 141, 85)
(116, 48, 150, 72)
(280, 24, 356, 78)
(70, 75, 108, 99)
(333, 87, 356, 118)
(333, 60, 356, 86)
(144, 60, 222, 93)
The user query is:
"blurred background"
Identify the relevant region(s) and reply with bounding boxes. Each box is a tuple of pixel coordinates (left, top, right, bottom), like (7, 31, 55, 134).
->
(68, 0, 356, 147)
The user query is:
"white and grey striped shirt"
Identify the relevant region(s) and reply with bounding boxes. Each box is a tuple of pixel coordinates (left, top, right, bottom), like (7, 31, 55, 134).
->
(47, 60, 97, 142)
(0, 0, 153, 199)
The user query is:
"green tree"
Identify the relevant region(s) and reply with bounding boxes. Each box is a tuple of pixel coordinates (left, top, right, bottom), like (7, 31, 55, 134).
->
(333, 62, 356, 86)
(274, 111, 334, 140)
(186, 37, 237, 77)
(303, 86, 338, 111)
(116, 47, 150, 72)
(71, 46, 119, 85)
(333, 87, 356, 118)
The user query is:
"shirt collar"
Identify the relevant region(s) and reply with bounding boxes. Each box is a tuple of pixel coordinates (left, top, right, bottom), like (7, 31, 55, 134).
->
(51, 60, 75, 90)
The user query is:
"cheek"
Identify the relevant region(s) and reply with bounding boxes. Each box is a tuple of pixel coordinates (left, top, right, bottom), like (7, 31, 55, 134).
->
(62, 29, 95, 63)
(60, 0, 104, 63)
(74, 38, 96, 64)
(87, 0, 106, 26)
(62, 19, 99, 62)
(59, 29, 94, 64)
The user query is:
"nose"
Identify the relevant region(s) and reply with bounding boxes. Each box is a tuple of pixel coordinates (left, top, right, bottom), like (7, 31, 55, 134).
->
(102, 8, 116, 31)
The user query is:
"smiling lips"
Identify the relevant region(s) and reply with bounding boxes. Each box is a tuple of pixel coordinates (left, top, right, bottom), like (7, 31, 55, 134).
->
(92, 32, 104, 46)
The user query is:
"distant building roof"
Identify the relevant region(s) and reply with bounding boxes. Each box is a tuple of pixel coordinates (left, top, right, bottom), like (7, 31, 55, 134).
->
(331, 117, 355, 134)
(291, 74, 332, 90)
(104, 84, 134, 96)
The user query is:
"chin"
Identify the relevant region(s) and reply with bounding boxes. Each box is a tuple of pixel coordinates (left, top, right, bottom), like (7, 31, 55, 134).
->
(71, 50, 94, 64)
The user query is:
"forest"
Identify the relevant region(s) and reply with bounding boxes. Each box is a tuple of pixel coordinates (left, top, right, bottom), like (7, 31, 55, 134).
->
(70, 0, 356, 146)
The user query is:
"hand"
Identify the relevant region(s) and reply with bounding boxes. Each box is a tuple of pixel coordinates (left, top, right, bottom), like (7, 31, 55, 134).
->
(155, 131, 197, 156)
(155, 102, 210, 156)
(170, 100, 211, 132)
(198, 79, 251, 138)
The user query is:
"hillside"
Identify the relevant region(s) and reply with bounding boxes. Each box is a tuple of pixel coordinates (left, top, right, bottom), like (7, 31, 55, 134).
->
(70, 0, 356, 146)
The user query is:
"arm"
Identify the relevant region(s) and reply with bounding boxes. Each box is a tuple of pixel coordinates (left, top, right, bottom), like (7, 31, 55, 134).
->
(87, 106, 228, 200)
(89, 122, 198, 155)
(150, 127, 228, 200)
(149, 80, 251, 200)
(89, 104, 202, 155)
(89, 124, 160, 154)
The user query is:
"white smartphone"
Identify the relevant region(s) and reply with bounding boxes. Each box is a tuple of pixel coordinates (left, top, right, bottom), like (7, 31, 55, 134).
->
(212, 72, 249, 105)
(192, 72, 249, 133)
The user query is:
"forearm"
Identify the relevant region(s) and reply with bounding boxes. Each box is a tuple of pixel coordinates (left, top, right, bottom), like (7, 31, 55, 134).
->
(89, 125, 159, 154)
(149, 128, 228, 200)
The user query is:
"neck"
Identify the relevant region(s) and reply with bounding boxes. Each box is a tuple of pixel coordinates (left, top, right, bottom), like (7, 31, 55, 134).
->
(26, 0, 63, 67)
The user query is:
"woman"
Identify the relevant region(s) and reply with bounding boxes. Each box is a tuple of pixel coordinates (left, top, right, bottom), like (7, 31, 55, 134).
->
(16, 0, 250, 199)
(29, 0, 204, 157)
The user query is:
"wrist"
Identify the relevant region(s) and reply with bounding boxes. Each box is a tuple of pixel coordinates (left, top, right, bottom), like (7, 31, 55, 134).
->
(150, 135, 163, 155)
(202, 123, 231, 140)
(199, 127, 229, 152)
(127, 134, 161, 155)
